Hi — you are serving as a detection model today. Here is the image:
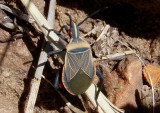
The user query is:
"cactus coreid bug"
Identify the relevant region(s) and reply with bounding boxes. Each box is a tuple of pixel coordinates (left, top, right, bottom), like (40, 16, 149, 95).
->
(45, 8, 106, 100)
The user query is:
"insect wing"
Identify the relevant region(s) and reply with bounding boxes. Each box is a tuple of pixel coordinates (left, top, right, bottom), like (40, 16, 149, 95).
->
(64, 49, 94, 82)
(81, 49, 94, 78)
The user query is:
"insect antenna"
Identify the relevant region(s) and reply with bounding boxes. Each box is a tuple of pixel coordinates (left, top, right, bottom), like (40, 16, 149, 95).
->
(65, 13, 80, 41)
(65, 13, 73, 27)
(78, 6, 108, 26)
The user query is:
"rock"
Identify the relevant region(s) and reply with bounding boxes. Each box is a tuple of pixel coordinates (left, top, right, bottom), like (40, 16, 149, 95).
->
(0, 28, 11, 42)
(1, 69, 11, 77)
(150, 38, 160, 59)
(140, 85, 153, 112)
(143, 64, 160, 87)
(150, 38, 160, 65)
(0, 96, 18, 113)
(0, 39, 33, 113)
(117, 55, 142, 84)
(140, 85, 160, 113)
(104, 55, 143, 112)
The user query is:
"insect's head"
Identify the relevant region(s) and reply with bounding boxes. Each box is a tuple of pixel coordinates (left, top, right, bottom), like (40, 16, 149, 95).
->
(65, 13, 81, 42)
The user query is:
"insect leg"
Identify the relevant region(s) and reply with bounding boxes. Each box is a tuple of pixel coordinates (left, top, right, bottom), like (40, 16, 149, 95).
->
(47, 49, 66, 56)
(52, 29, 69, 43)
(95, 69, 104, 100)
(59, 25, 72, 38)
(41, 72, 60, 89)
(65, 13, 73, 26)
(54, 71, 60, 89)
(42, 25, 68, 43)
(59, 25, 69, 33)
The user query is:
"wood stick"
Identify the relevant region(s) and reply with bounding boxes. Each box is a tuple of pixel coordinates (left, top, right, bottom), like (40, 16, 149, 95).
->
(101, 93, 124, 113)
(24, 78, 41, 113)
(81, 26, 100, 38)
(96, 25, 110, 41)
(24, 0, 56, 113)
(20, 0, 65, 51)
(0, 4, 34, 23)
(86, 84, 125, 113)
(85, 84, 114, 113)
(96, 50, 136, 61)
(24, 46, 49, 113)
(47, 0, 56, 26)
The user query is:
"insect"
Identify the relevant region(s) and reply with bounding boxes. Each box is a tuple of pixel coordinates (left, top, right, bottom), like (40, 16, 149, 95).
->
(45, 8, 106, 100)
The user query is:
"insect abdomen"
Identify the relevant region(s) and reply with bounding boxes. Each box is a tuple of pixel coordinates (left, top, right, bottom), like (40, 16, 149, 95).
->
(63, 68, 94, 95)
(62, 47, 95, 95)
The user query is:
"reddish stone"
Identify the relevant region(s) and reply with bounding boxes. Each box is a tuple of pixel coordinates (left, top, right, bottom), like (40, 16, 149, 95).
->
(104, 55, 143, 112)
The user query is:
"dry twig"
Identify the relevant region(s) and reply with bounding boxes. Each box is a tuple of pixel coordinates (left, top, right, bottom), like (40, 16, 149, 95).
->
(0, 4, 34, 23)
(96, 25, 110, 41)
(23, 0, 56, 112)
(20, 0, 66, 50)
(85, 84, 124, 113)
(81, 26, 101, 38)
(96, 50, 136, 61)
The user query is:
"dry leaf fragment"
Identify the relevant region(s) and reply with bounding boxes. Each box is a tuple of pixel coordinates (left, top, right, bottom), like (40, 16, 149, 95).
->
(143, 64, 160, 87)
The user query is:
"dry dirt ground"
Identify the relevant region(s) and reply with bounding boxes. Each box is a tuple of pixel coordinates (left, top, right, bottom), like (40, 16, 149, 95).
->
(0, 0, 160, 113)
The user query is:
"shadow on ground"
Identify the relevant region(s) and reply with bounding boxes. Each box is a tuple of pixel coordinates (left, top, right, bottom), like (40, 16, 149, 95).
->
(56, 0, 160, 39)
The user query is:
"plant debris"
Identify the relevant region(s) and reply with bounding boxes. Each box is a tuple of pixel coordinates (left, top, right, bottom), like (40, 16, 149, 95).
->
(143, 64, 160, 87)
